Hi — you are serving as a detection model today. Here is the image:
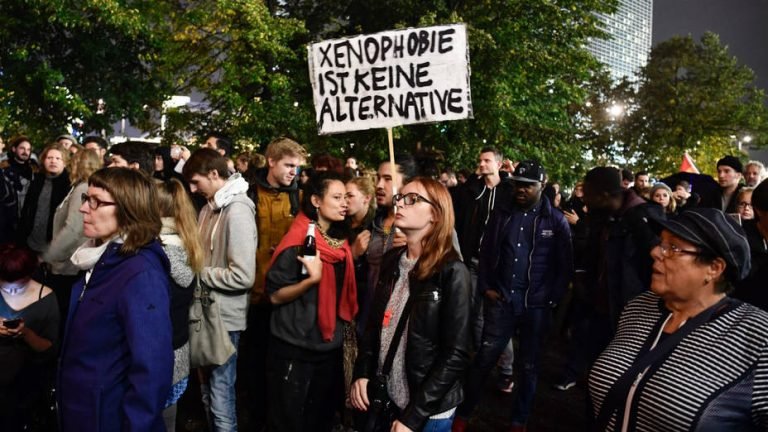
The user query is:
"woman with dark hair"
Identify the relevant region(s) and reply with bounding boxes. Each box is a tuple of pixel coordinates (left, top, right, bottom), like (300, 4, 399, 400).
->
(350, 177, 472, 432)
(266, 172, 356, 432)
(154, 146, 188, 183)
(734, 181, 768, 310)
(58, 167, 173, 432)
(589, 208, 768, 430)
(0, 243, 59, 431)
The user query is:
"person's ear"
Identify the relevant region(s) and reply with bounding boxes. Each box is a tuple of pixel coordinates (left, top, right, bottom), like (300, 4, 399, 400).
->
(706, 257, 726, 284)
(208, 169, 220, 181)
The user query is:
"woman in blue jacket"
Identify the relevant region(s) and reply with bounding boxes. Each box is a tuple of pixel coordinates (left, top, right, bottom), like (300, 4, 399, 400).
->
(58, 167, 173, 432)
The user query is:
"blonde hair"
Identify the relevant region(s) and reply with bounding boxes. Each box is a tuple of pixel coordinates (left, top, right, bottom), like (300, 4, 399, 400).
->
(650, 183, 677, 214)
(346, 175, 376, 216)
(155, 179, 205, 273)
(69, 149, 103, 185)
(407, 177, 459, 280)
(265, 137, 307, 162)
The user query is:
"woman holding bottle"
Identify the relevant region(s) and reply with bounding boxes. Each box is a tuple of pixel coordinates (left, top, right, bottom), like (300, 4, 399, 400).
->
(265, 172, 357, 432)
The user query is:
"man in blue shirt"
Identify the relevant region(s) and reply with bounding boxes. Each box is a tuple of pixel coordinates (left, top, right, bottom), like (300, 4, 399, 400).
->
(453, 160, 573, 432)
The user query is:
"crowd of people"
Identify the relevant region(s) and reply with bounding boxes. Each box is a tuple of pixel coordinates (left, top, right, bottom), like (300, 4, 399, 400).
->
(1, 131, 768, 432)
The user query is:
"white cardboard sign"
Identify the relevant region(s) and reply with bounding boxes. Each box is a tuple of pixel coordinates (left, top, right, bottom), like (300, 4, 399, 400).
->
(308, 24, 472, 135)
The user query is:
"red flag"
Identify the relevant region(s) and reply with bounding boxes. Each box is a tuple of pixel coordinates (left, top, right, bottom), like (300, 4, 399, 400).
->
(680, 153, 699, 173)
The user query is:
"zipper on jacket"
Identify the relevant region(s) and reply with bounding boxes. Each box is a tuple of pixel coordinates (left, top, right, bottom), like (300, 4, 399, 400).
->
(493, 215, 514, 271)
(525, 215, 539, 309)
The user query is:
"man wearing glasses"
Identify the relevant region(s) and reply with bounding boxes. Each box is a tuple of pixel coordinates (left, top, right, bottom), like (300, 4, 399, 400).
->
(453, 160, 572, 432)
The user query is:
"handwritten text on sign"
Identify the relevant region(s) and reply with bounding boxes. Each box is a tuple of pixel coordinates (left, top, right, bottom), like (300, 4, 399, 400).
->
(308, 24, 472, 135)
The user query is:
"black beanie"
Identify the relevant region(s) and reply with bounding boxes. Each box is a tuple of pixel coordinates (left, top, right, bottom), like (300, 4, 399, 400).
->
(717, 155, 743, 173)
(584, 167, 623, 195)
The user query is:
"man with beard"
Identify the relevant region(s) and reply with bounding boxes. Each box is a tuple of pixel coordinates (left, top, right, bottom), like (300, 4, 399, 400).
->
(632, 170, 651, 199)
(744, 160, 766, 187)
(453, 160, 572, 432)
(1, 136, 36, 214)
(242, 136, 305, 432)
(363, 154, 415, 321)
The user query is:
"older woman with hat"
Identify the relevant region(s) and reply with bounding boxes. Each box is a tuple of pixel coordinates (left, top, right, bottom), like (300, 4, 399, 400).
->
(589, 208, 768, 431)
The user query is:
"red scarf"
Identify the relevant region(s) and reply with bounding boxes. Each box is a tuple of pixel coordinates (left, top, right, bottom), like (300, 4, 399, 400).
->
(269, 212, 357, 342)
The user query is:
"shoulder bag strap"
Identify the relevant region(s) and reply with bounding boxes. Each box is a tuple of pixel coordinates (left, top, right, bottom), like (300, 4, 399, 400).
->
(594, 297, 736, 431)
(380, 291, 415, 376)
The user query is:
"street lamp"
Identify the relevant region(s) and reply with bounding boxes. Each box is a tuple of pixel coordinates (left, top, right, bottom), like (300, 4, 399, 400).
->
(606, 102, 624, 120)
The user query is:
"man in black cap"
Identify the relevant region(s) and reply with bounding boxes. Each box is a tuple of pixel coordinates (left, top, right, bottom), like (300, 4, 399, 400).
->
(701, 155, 744, 214)
(453, 160, 573, 432)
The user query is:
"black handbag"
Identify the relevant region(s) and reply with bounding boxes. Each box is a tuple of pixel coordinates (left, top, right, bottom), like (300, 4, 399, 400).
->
(363, 295, 414, 432)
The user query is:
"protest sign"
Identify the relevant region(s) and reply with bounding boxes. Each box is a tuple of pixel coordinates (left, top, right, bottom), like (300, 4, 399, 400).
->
(308, 24, 472, 135)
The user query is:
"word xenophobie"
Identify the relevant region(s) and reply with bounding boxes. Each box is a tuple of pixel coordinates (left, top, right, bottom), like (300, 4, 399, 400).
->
(308, 24, 471, 133)
(316, 28, 457, 69)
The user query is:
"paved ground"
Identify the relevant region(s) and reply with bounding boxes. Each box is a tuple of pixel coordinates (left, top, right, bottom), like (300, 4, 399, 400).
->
(176, 328, 590, 432)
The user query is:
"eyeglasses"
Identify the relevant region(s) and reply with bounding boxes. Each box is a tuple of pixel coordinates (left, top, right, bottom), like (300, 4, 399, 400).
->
(658, 242, 701, 258)
(81, 193, 116, 210)
(393, 193, 435, 207)
(737, 202, 752, 209)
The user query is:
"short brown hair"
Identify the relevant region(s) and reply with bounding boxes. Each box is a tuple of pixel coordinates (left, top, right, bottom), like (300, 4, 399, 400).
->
(9, 135, 32, 149)
(182, 148, 230, 181)
(88, 168, 161, 255)
(69, 149, 103, 185)
(265, 137, 306, 163)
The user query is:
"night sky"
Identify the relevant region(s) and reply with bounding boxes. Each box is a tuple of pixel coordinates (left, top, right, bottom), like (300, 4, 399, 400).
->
(653, 0, 768, 93)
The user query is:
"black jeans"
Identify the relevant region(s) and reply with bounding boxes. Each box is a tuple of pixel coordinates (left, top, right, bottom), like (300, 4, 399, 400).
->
(266, 340, 344, 432)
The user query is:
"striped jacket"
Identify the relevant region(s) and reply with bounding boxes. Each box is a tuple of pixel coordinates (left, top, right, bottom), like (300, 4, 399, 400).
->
(589, 291, 768, 431)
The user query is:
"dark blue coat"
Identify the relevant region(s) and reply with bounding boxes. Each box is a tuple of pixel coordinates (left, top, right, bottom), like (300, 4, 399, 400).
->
(477, 192, 573, 308)
(58, 240, 173, 432)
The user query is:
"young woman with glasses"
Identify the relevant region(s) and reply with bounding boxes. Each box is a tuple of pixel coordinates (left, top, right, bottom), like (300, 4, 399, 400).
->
(350, 177, 472, 432)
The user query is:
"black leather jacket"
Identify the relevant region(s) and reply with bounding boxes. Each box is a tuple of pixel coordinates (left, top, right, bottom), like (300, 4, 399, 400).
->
(353, 247, 472, 431)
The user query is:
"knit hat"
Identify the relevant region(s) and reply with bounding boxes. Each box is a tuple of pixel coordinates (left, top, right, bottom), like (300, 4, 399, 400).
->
(584, 167, 623, 195)
(652, 208, 751, 282)
(717, 155, 743, 173)
(56, 134, 78, 146)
